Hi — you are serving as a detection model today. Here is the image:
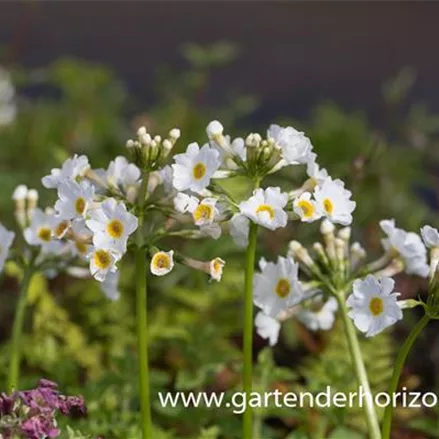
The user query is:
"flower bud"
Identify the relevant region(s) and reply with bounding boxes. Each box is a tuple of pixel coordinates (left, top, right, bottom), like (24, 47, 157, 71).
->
(169, 128, 181, 140)
(206, 120, 224, 139)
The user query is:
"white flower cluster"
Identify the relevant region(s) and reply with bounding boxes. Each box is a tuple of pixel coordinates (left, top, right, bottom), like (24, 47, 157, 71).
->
(168, 120, 357, 249)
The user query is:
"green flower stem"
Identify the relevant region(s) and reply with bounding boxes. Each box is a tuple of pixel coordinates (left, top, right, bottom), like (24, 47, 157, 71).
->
(136, 174, 152, 439)
(8, 266, 33, 391)
(243, 222, 258, 439)
(336, 292, 381, 439)
(381, 313, 430, 439)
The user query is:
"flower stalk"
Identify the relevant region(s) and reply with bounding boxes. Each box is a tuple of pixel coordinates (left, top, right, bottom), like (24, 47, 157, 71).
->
(8, 266, 33, 391)
(243, 221, 258, 438)
(336, 291, 381, 439)
(381, 313, 430, 439)
(136, 173, 152, 439)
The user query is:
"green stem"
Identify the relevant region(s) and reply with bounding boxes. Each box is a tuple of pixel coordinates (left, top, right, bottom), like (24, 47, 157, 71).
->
(381, 313, 430, 439)
(336, 293, 381, 439)
(243, 222, 258, 439)
(8, 267, 33, 391)
(136, 173, 152, 439)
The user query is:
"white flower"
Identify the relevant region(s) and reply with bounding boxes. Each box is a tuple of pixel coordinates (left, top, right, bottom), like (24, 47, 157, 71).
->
(87, 246, 120, 282)
(150, 250, 174, 276)
(314, 177, 356, 225)
(69, 220, 93, 258)
(188, 198, 219, 226)
(172, 143, 220, 192)
(255, 311, 281, 346)
(100, 271, 120, 301)
(55, 180, 95, 220)
(0, 224, 15, 272)
(297, 297, 338, 331)
(173, 192, 199, 214)
(253, 256, 304, 318)
(346, 275, 403, 337)
(293, 192, 322, 222)
(267, 124, 313, 164)
(158, 165, 174, 194)
(421, 225, 439, 249)
(86, 198, 138, 254)
(239, 187, 288, 230)
(306, 152, 328, 185)
(106, 156, 141, 191)
(42, 155, 90, 189)
(24, 209, 57, 249)
(380, 219, 429, 277)
(230, 213, 249, 247)
(210, 257, 225, 281)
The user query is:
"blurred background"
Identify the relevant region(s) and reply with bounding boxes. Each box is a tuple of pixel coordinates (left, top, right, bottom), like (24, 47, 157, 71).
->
(1, 2, 439, 438)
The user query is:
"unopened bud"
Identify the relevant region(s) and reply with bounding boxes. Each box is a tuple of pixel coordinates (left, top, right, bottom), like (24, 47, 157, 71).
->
(206, 120, 224, 139)
(137, 126, 147, 137)
(320, 219, 335, 235)
(12, 185, 28, 202)
(169, 128, 181, 140)
(162, 139, 173, 151)
(338, 227, 351, 242)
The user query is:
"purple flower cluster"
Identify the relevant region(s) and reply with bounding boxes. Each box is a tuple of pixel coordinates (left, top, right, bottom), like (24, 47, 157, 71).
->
(0, 379, 86, 439)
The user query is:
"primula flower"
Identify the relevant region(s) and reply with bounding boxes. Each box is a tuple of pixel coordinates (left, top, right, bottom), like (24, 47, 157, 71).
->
(293, 192, 322, 222)
(314, 177, 356, 225)
(267, 124, 313, 165)
(253, 256, 304, 318)
(87, 246, 120, 282)
(55, 180, 95, 220)
(229, 213, 249, 247)
(24, 209, 58, 251)
(297, 296, 338, 331)
(0, 223, 15, 273)
(239, 187, 288, 231)
(41, 155, 90, 189)
(210, 257, 225, 281)
(106, 156, 141, 192)
(380, 219, 429, 277)
(306, 152, 329, 186)
(172, 142, 220, 192)
(187, 197, 222, 239)
(173, 192, 199, 214)
(86, 198, 138, 254)
(255, 311, 281, 346)
(150, 250, 174, 276)
(421, 225, 439, 249)
(346, 275, 403, 337)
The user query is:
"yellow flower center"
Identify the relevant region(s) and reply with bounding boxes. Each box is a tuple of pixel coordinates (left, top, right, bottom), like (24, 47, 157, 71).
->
(297, 200, 314, 218)
(107, 220, 124, 239)
(369, 297, 384, 316)
(37, 227, 52, 242)
(55, 221, 69, 238)
(75, 241, 88, 255)
(152, 252, 171, 270)
(94, 250, 112, 270)
(193, 204, 214, 223)
(323, 198, 334, 215)
(75, 197, 86, 215)
(275, 278, 290, 298)
(256, 204, 275, 220)
(192, 162, 207, 180)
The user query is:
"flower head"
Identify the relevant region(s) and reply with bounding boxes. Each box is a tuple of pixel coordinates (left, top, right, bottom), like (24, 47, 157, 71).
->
(106, 156, 141, 192)
(150, 250, 174, 276)
(314, 177, 356, 225)
(86, 198, 138, 254)
(0, 223, 14, 273)
(267, 124, 313, 165)
(346, 275, 403, 337)
(42, 155, 90, 189)
(306, 152, 329, 186)
(255, 311, 281, 346)
(239, 187, 288, 230)
(253, 256, 304, 318)
(172, 143, 220, 192)
(297, 296, 338, 331)
(210, 257, 225, 281)
(55, 180, 94, 220)
(87, 247, 120, 282)
(380, 219, 429, 277)
(24, 209, 57, 250)
(293, 192, 322, 222)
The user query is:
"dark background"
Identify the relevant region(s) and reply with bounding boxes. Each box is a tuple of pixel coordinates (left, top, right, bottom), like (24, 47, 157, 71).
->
(1, 1, 439, 123)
